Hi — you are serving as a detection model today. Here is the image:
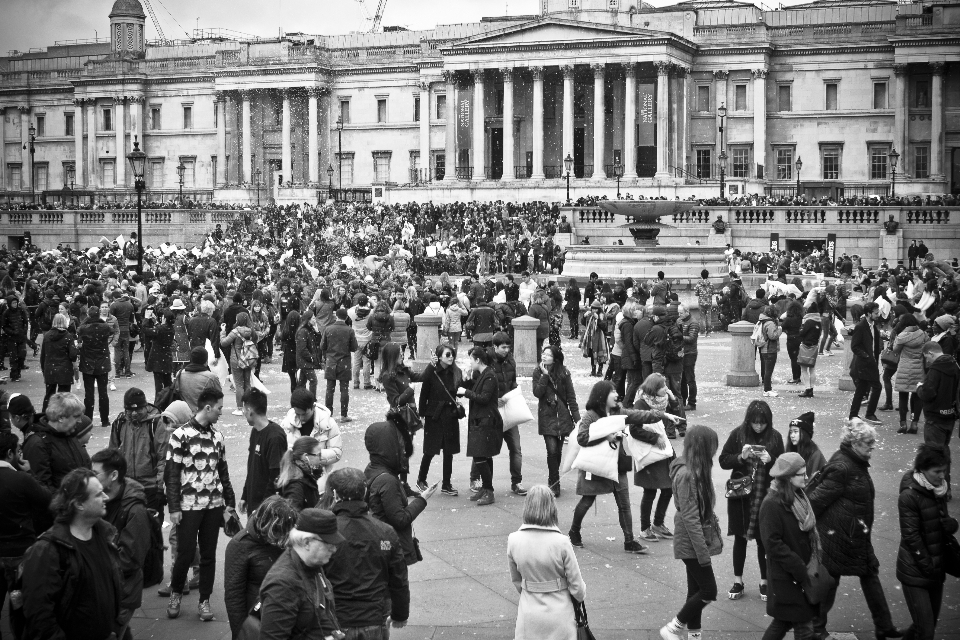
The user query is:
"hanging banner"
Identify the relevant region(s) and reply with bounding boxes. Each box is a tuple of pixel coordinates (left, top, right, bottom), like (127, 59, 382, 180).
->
(638, 83, 655, 147)
(826, 233, 837, 264)
(770, 233, 779, 252)
(457, 83, 473, 154)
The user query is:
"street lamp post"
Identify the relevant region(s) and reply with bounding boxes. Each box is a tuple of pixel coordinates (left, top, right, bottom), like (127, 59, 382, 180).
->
(327, 164, 335, 202)
(717, 103, 726, 199)
(564, 153, 574, 205)
(25, 123, 36, 204)
(65, 165, 75, 207)
(126, 137, 147, 274)
(795, 156, 802, 198)
(614, 162, 623, 199)
(889, 147, 900, 198)
(254, 168, 262, 207)
(335, 115, 343, 194)
(176, 160, 185, 205)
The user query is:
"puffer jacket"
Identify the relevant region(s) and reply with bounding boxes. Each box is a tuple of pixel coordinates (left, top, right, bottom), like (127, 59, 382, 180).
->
(144, 322, 175, 373)
(619, 317, 639, 370)
(258, 546, 339, 640)
(295, 324, 322, 371)
(895, 471, 958, 588)
(366, 310, 395, 344)
(39, 328, 78, 386)
(757, 313, 782, 354)
(809, 443, 877, 577)
(443, 301, 466, 334)
(742, 298, 766, 324)
(917, 354, 960, 420)
(224, 519, 284, 637)
(109, 404, 163, 491)
(670, 457, 723, 566)
(893, 326, 928, 392)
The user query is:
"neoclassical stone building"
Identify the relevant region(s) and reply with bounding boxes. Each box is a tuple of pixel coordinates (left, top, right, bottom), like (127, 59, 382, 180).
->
(1, 0, 958, 204)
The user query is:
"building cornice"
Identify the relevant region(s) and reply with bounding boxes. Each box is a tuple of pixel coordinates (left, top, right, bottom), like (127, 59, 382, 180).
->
(442, 37, 697, 57)
(889, 36, 960, 48)
(770, 44, 894, 56)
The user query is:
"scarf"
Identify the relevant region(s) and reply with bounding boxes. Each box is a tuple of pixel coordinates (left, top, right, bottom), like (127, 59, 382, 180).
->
(914, 471, 949, 497)
(775, 481, 822, 562)
(641, 393, 668, 412)
(295, 457, 323, 481)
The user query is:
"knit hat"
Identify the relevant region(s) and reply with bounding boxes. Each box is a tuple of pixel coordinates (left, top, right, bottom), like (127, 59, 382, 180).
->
(190, 346, 209, 365)
(590, 300, 603, 309)
(290, 387, 317, 411)
(769, 452, 806, 478)
(124, 388, 147, 410)
(790, 412, 815, 438)
(7, 393, 34, 417)
(935, 315, 956, 331)
(72, 415, 94, 441)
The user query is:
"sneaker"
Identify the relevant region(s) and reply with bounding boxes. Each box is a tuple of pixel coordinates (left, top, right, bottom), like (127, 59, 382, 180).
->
(476, 489, 495, 506)
(469, 479, 482, 494)
(863, 415, 883, 426)
(825, 350, 835, 356)
(100, 423, 110, 429)
(511, 483, 528, 496)
(651, 524, 674, 538)
(363, 385, 375, 390)
(198, 599, 214, 622)
(109, 383, 118, 391)
(660, 625, 683, 640)
(728, 582, 745, 600)
(441, 485, 459, 496)
(167, 593, 182, 619)
(469, 487, 485, 501)
(568, 530, 584, 548)
(158, 582, 189, 597)
(763, 390, 779, 398)
(759, 583, 768, 602)
(640, 527, 659, 542)
(339, 416, 354, 423)
(415, 480, 429, 492)
(353, 383, 360, 390)
(232, 409, 243, 416)
(624, 540, 649, 554)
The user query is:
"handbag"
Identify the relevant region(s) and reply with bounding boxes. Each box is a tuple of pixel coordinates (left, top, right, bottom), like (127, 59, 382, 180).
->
(398, 403, 424, 434)
(223, 510, 242, 537)
(236, 601, 262, 640)
(725, 466, 756, 500)
(803, 556, 836, 605)
(797, 344, 818, 367)
(434, 369, 466, 420)
(572, 597, 597, 640)
(880, 346, 900, 367)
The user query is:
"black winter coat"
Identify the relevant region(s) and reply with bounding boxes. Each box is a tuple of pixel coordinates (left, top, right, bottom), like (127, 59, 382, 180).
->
(224, 522, 284, 637)
(144, 323, 175, 373)
(719, 425, 784, 537)
(759, 491, 817, 622)
(532, 366, 580, 438)
(619, 317, 639, 370)
(295, 324, 323, 370)
(895, 471, 958, 588)
(39, 329, 77, 386)
(487, 349, 518, 398)
(462, 366, 504, 458)
(77, 316, 113, 375)
(417, 363, 462, 456)
(848, 317, 882, 382)
(809, 444, 878, 576)
(280, 473, 320, 511)
(21, 418, 92, 491)
(186, 314, 221, 358)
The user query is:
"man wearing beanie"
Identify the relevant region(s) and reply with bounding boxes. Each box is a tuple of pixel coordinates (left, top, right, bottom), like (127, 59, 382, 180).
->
(78, 304, 114, 428)
(318, 308, 358, 423)
(108, 387, 164, 512)
(178, 347, 222, 413)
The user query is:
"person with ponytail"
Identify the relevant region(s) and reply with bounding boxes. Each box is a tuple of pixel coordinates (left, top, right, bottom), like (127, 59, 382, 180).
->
(277, 436, 323, 510)
(660, 425, 721, 640)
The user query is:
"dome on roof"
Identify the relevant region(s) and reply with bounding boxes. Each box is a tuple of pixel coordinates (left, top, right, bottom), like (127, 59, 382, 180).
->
(110, 0, 146, 19)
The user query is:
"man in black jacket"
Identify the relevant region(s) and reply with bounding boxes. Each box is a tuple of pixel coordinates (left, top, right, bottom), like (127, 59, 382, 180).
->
(325, 467, 410, 636)
(319, 308, 358, 423)
(2, 296, 29, 381)
(848, 302, 883, 425)
(918, 341, 960, 489)
(78, 306, 114, 427)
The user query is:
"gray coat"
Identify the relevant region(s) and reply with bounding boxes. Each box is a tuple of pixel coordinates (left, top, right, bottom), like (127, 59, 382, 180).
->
(670, 457, 723, 565)
(893, 326, 928, 392)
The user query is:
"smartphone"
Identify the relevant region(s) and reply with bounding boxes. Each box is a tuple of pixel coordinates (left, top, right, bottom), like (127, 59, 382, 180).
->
(750, 445, 767, 454)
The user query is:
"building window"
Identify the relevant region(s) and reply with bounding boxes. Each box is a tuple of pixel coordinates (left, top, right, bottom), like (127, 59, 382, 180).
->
(183, 105, 193, 130)
(35, 115, 45, 137)
(414, 96, 420, 122)
(825, 83, 838, 111)
(734, 85, 746, 111)
(435, 152, 445, 180)
(274, 101, 282, 126)
(65, 113, 74, 137)
(696, 85, 710, 112)
(373, 152, 391, 182)
(182, 159, 196, 187)
(777, 85, 792, 112)
(914, 80, 930, 108)
(914, 146, 929, 179)
(873, 82, 887, 109)
(436, 94, 446, 120)
(495, 88, 504, 116)
(9, 166, 22, 191)
(377, 98, 387, 123)
(731, 147, 750, 178)
(821, 146, 841, 180)
(568, 0, 581, 8)
(869, 145, 890, 180)
(337, 154, 354, 185)
(214, 101, 218, 128)
(102, 108, 113, 131)
(410, 151, 420, 177)
(33, 164, 48, 191)
(339, 100, 351, 124)
(150, 107, 161, 130)
(775, 147, 794, 180)
(102, 160, 115, 187)
(695, 148, 712, 179)
(148, 160, 164, 188)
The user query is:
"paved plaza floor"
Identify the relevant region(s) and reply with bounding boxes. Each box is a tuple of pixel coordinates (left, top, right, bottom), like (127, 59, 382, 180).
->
(3, 330, 959, 639)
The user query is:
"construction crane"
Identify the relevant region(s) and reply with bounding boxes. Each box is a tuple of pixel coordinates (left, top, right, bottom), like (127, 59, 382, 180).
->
(142, 0, 169, 44)
(354, 0, 389, 32)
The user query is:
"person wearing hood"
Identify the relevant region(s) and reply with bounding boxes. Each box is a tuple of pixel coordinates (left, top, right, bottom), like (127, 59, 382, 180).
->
(178, 347, 223, 413)
(918, 341, 960, 490)
(896, 443, 957, 640)
(278, 436, 325, 510)
(92, 447, 152, 639)
(144, 309, 176, 400)
(78, 305, 113, 428)
(21, 392, 91, 491)
(347, 293, 374, 389)
(221, 311, 258, 416)
(1, 295, 29, 381)
(365, 416, 436, 565)
(930, 314, 957, 356)
(786, 412, 827, 481)
(223, 495, 298, 637)
(797, 307, 822, 398)
(892, 314, 929, 434)
(39, 313, 78, 412)
(742, 289, 767, 324)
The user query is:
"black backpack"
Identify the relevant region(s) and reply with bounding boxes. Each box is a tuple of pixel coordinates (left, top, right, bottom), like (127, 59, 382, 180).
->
(119, 504, 165, 588)
(665, 323, 685, 363)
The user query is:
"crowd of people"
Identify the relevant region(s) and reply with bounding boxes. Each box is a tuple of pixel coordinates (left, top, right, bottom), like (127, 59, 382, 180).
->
(0, 197, 957, 640)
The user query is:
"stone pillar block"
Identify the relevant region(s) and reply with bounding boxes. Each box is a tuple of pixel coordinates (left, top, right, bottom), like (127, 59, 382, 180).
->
(412, 312, 441, 372)
(391, 311, 410, 347)
(838, 325, 855, 391)
(880, 229, 902, 266)
(512, 315, 542, 377)
(726, 321, 760, 387)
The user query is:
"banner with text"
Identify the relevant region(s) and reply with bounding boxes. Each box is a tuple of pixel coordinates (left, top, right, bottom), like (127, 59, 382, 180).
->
(770, 233, 779, 252)
(638, 83, 655, 147)
(826, 233, 837, 264)
(457, 84, 474, 155)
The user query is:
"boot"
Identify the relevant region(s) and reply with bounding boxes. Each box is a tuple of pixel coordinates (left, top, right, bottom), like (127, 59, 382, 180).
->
(878, 402, 895, 412)
(799, 388, 813, 398)
(909, 420, 918, 434)
(897, 420, 909, 434)
(590, 365, 597, 377)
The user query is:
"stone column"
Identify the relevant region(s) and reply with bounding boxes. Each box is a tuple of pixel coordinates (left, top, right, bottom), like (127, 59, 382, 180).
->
(623, 63, 637, 179)
(512, 316, 542, 376)
(531, 66, 545, 180)
(654, 62, 671, 179)
(215, 92, 227, 186)
(562, 64, 575, 169)
(726, 321, 760, 386)
(0, 107, 6, 191)
(19, 106, 31, 191)
(73, 99, 85, 188)
(591, 63, 606, 180)
(930, 62, 944, 179)
(412, 312, 442, 372)
(677, 66, 690, 177)
(418, 80, 430, 181)
(839, 325, 855, 391)
(308, 88, 320, 185)
(472, 69, 485, 180)
(443, 70, 456, 182)
(752, 69, 767, 179)
(115, 97, 126, 188)
(502, 68, 515, 181)
(87, 101, 97, 189)
(893, 64, 907, 172)
(321, 87, 331, 182)
(241, 90, 252, 184)
(281, 90, 292, 185)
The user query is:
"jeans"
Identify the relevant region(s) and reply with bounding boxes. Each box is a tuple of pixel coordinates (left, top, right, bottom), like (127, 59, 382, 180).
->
(640, 488, 672, 530)
(701, 305, 713, 334)
(813, 567, 894, 636)
(664, 373, 686, 433)
(604, 354, 620, 384)
(818, 314, 835, 353)
(567, 309, 580, 338)
(171, 506, 224, 601)
(923, 417, 954, 487)
(882, 365, 897, 406)
(624, 369, 643, 407)
(901, 581, 943, 640)
(82, 372, 110, 425)
(325, 377, 350, 417)
(677, 558, 718, 630)
(544, 435, 562, 490)
(474, 457, 493, 490)
(898, 392, 921, 423)
(153, 372, 172, 400)
(233, 366, 252, 409)
(298, 368, 318, 395)
(760, 352, 778, 392)
(787, 337, 801, 382)
(7, 341, 25, 379)
(43, 383, 71, 412)
(352, 348, 372, 387)
(850, 377, 882, 419)
(1, 555, 23, 640)
(762, 618, 814, 640)
(342, 624, 390, 640)
(471, 425, 522, 485)
(800, 364, 816, 391)
(570, 475, 634, 541)
(418, 451, 453, 487)
(115, 336, 131, 375)
(681, 353, 698, 406)
(733, 535, 768, 580)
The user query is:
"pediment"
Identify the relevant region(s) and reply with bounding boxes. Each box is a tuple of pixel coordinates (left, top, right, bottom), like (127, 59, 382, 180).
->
(448, 18, 680, 48)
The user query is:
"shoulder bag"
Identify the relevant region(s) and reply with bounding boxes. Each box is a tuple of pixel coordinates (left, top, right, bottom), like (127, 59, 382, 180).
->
(803, 556, 836, 605)
(797, 344, 818, 367)
(572, 597, 597, 640)
(434, 368, 466, 420)
(725, 465, 756, 500)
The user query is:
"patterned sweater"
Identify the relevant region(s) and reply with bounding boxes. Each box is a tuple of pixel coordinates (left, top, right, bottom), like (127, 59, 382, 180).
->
(165, 417, 236, 512)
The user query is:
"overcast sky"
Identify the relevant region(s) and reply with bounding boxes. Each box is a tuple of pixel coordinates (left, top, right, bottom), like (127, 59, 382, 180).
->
(2, 0, 812, 53)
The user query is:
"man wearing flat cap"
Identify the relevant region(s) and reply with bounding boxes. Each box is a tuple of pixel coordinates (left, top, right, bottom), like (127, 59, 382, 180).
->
(259, 508, 345, 639)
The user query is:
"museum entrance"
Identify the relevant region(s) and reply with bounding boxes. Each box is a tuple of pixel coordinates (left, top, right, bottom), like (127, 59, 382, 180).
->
(490, 127, 503, 180)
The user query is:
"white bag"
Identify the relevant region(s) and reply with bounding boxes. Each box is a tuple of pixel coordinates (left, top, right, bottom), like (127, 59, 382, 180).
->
(624, 421, 674, 472)
(571, 415, 628, 482)
(559, 424, 582, 476)
(250, 372, 270, 395)
(499, 387, 533, 431)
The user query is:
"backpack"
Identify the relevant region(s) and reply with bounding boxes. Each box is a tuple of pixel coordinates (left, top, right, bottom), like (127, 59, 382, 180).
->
(750, 321, 768, 348)
(41, 303, 57, 330)
(234, 333, 258, 369)
(665, 323, 685, 363)
(124, 241, 139, 261)
(154, 371, 183, 411)
(118, 504, 165, 588)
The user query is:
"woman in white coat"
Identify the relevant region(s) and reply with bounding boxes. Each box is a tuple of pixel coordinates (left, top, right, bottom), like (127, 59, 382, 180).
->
(507, 485, 587, 640)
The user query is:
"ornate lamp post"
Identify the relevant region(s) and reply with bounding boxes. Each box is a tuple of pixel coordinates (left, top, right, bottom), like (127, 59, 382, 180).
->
(254, 168, 262, 207)
(564, 153, 574, 205)
(335, 115, 343, 193)
(614, 161, 623, 199)
(327, 164, 335, 201)
(176, 160, 186, 205)
(889, 147, 900, 198)
(717, 103, 726, 199)
(25, 123, 36, 204)
(65, 165, 75, 207)
(795, 156, 802, 198)
(126, 137, 147, 274)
